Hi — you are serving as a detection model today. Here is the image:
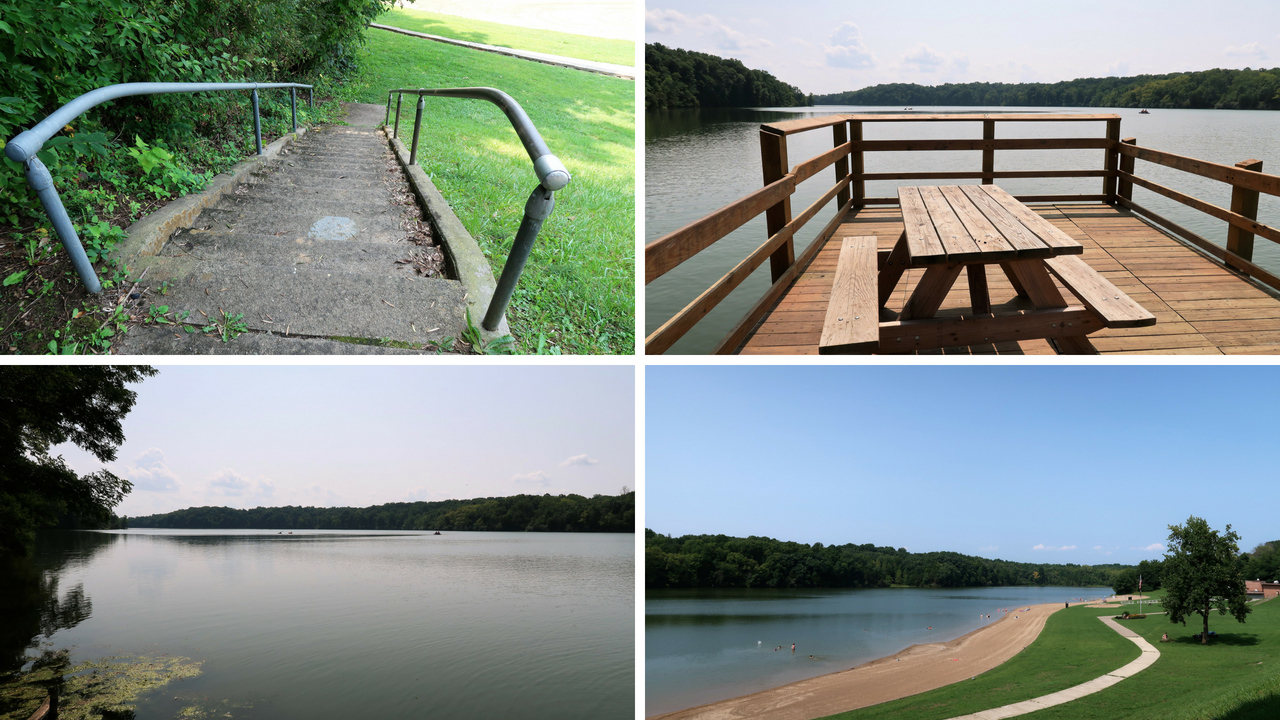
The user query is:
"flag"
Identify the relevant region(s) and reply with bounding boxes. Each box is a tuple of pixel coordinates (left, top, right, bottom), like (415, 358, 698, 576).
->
(1139, 574, 1143, 592)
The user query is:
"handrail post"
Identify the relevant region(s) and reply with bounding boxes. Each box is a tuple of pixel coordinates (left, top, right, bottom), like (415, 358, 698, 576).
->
(1117, 137, 1136, 201)
(483, 185, 555, 330)
(409, 94, 425, 165)
(309, 87, 313, 108)
(1226, 158, 1264, 276)
(981, 119, 995, 184)
(290, 88, 297, 132)
(833, 121, 849, 207)
(1104, 118, 1121, 202)
(393, 93, 402, 138)
(850, 119, 864, 208)
(251, 88, 262, 155)
(24, 156, 101, 293)
(760, 128, 793, 283)
(385, 93, 393, 126)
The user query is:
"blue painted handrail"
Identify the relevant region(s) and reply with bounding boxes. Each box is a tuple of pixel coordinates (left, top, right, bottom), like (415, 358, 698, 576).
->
(386, 87, 571, 331)
(4, 81, 312, 293)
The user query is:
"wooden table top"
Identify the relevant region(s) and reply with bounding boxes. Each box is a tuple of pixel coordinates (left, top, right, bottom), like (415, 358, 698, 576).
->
(898, 185, 1084, 266)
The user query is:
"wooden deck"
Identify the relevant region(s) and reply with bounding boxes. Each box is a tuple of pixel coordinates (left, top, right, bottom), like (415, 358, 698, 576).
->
(737, 204, 1280, 355)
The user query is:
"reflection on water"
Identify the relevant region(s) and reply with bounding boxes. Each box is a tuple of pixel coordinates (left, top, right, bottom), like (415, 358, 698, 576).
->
(646, 104, 1280, 353)
(4, 529, 633, 720)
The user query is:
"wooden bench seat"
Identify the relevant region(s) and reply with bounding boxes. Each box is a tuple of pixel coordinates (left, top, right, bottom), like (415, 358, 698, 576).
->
(819, 236, 879, 353)
(1044, 254, 1157, 328)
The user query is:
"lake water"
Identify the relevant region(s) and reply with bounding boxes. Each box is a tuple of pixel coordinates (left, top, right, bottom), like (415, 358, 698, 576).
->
(645, 105, 1280, 353)
(7, 529, 633, 719)
(645, 585, 1111, 715)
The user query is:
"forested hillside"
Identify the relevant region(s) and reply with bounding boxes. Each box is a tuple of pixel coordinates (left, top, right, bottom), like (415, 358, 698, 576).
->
(814, 67, 1280, 109)
(645, 43, 806, 110)
(646, 530, 1126, 589)
(129, 492, 635, 533)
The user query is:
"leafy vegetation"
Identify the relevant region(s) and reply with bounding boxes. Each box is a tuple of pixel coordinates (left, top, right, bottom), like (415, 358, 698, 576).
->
(375, 8, 634, 67)
(813, 67, 1280, 109)
(645, 530, 1124, 589)
(348, 30, 634, 354)
(0, 366, 156, 556)
(1, 0, 390, 353)
(130, 491, 636, 532)
(645, 43, 806, 110)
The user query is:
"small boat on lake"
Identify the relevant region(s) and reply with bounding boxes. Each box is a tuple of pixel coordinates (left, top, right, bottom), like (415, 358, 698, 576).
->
(1139, 109, 1150, 114)
(433, 531, 442, 535)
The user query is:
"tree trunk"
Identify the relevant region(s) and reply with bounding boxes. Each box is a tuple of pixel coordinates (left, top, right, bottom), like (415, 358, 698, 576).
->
(1202, 602, 1210, 644)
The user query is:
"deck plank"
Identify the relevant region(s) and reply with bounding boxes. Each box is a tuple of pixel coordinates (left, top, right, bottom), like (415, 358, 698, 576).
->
(737, 203, 1280, 354)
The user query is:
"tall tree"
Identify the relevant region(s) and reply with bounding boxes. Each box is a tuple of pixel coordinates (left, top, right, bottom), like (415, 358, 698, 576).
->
(0, 366, 156, 557)
(1162, 516, 1252, 644)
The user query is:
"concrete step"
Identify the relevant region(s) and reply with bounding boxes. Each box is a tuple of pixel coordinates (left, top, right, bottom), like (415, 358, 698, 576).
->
(127, 255, 467, 343)
(188, 207, 409, 243)
(117, 325, 440, 354)
(161, 229, 436, 277)
(228, 183, 395, 205)
(244, 174, 388, 191)
(214, 191, 411, 218)
(287, 142, 389, 156)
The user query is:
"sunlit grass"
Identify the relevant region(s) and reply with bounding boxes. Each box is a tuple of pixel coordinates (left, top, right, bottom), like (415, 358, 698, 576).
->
(341, 30, 635, 354)
(375, 7, 634, 67)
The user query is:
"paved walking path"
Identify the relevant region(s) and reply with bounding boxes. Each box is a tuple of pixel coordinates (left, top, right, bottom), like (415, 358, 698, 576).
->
(945, 616, 1161, 720)
(369, 23, 634, 78)
(118, 103, 469, 354)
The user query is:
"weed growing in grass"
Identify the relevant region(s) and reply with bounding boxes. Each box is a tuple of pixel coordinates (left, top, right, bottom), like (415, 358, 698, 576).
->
(461, 308, 515, 354)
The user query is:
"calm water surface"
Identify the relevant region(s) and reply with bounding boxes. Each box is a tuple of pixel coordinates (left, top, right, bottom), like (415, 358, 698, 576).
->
(12, 529, 633, 719)
(645, 585, 1111, 715)
(646, 105, 1280, 353)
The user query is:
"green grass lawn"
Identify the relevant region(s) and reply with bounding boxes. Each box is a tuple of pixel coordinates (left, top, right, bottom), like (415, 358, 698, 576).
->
(340, 29, 634, 354)
(821, 605, 1141, 720)
(375, 7, 634, 67)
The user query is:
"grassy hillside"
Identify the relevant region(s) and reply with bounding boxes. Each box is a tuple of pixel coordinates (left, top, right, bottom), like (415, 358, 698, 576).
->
(375, 8, 634, 66)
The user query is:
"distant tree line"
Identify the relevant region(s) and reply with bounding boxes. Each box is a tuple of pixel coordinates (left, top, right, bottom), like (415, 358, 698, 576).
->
(814, 67, 1280, 110)
(646, 530, 1126, 589)
(128, 493, 635, 533)
(645, 43, 806, 110)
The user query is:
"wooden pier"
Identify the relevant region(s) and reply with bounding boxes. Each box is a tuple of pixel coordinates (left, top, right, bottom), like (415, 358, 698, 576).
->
(645, 113, 1280, 355)
(739, 203, 1280, 354)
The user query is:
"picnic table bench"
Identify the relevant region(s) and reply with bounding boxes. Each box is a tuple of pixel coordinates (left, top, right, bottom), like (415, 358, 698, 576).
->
(819, 184, 1157, 354)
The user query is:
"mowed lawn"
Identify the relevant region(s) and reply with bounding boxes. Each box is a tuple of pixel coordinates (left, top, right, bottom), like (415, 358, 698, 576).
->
(823, 605, 1139, 720)
(375, 7, 634, 66)
(826, 599, 1280, 720)
(341, 30, 634, 354)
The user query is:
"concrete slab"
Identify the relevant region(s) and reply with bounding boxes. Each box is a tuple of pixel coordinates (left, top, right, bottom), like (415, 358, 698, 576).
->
(117, 325, 434, 354)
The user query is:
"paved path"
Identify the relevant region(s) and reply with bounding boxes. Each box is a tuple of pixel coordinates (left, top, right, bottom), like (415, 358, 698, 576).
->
(945, 616, 1161, 720)
(369, 23, 634, 78)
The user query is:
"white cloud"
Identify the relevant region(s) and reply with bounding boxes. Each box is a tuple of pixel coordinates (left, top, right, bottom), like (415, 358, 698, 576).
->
(1106, 61, 1130, 77)
(122, 448, 180, 493)
(902, 44, 946, 71)
(206, 469, 275, 506)
(1032, 543, 1076, 551)
(558, 454, 599, 467)
(824, 22, 877, 69)
(979, 545, 998, 552)
(512, 470, 552, 488)
(1224, 42, 1267, 60)
(1141, 543, 1165, 551)
(644, 8, 773, 51)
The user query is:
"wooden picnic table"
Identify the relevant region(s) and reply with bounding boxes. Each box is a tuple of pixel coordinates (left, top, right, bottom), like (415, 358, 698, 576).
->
(820, 184, 1157, 354)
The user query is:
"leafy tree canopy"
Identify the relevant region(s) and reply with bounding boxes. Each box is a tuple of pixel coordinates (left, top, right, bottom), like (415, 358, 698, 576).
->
(1162, 515, 1252, 644)
(0, 366, 156, 557)
(645, 43, 806, 111)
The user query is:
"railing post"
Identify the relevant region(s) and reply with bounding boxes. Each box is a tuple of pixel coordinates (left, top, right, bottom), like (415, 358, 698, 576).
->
(23, 156, 101, 293)
(483, 185, 555, 331)
(1104, 117, 1121, 202)
(982, 119, 995, 185)
(760, 128, 793, 283)
(850, 120, 864, 208)
(385, 93, 393, 126)
(290, 88, 297, 132)
(409, 94, 425, 165)
(251, 88, 262, 155)
(1117, 137, 1136, 201)
(833, 121, 849, 208)
(393, 93, 402, 138)
(309, 87, 313, 108)
(1226, 158, 1264, 276)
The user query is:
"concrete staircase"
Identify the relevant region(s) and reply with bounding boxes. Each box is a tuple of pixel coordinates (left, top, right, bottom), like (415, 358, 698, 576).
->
(118, 104, 470, 354)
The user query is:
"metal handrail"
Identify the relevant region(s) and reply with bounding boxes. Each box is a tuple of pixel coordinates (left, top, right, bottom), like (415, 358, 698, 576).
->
(4, 81, 313, 293)
(386, 86, 571, 331)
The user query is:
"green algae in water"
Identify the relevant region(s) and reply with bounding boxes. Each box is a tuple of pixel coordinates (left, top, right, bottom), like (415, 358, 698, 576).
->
(1, 652, 202, 720)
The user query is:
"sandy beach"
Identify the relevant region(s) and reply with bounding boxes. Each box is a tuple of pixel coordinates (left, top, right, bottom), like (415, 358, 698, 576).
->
(649, 602, 1066, 720)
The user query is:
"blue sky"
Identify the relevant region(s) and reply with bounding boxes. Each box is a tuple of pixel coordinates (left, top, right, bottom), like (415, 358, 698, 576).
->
(647, 366, 1277, 565)
(645, 0, 1280, 96)
(57, 365, 634, 517)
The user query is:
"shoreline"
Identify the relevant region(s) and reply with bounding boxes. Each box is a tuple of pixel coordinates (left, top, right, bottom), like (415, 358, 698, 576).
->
(649, 602, 1066, 720)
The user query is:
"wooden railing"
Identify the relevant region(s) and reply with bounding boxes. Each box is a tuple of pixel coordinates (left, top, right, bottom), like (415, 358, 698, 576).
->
(644, 112, 1280, 354)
